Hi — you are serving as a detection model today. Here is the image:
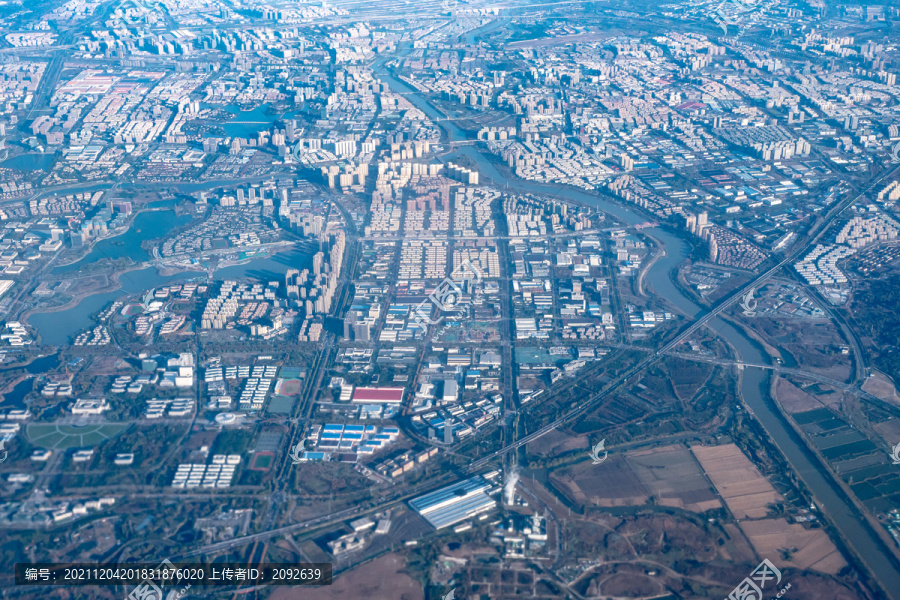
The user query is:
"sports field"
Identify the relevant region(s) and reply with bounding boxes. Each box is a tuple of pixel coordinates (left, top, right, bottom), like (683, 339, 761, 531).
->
(274, 378, 303, 396)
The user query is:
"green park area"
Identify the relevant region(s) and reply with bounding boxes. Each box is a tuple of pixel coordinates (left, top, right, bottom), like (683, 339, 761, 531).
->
(26, 423, 129, 449)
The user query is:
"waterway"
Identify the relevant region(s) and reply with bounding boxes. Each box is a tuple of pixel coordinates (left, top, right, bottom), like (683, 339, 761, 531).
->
(0, 153, 56, 171)
(54, 209, 194, 274)
(219, 103, 300, 139)
(30, 247, 310, 346)
(373, 43, 900, 597)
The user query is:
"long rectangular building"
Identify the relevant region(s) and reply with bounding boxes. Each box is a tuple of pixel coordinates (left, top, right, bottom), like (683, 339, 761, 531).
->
(351, 386, 405, 404)
(409, 475, 496, 529)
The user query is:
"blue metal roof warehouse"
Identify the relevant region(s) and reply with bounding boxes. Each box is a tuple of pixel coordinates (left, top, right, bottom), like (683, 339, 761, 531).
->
(408, 475, 496, 529)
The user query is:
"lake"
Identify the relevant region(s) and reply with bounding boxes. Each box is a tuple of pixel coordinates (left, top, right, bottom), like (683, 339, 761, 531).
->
(54, 209, 194, 274)
(0, 153, 56, 171)
(30, 247, 312, 346)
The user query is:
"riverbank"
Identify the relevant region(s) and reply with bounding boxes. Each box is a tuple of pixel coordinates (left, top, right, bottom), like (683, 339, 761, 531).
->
(371, 48, 900, 597)
(766, 373, 900, 576)
(637, 234, 665, 298)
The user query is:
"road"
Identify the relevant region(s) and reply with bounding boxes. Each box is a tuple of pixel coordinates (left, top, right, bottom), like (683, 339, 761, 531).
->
(465, 162, 900, 471)
(668, 351, 886, 404)
(171, 162, 900, 573)
(175, 472, 458, 559)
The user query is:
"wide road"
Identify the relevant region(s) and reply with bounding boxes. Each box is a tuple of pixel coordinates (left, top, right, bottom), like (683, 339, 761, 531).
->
(174, 472, 458, 559)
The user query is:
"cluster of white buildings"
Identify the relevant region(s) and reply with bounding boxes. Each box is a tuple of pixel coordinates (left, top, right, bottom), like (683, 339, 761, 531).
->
(201, 281, 278, 330)
(1, 319, 30, 346)
(835, 213, 899, 249)
(171, 454, 241, 489)
(204, 364, 279, 382)
(795, 244, 856, 286)
(70, 398, 110, 415)
(145, 398, 193, 419)
(159, 353, 195, 388)
(73, 325, 110, 346)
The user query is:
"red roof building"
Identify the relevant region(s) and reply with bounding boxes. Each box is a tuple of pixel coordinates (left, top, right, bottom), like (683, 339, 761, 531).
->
(351, 387, 405, 404)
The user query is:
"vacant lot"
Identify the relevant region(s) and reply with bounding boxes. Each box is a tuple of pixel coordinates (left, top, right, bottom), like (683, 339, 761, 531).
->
(273, 553, 422, 600)
(549, 444, 721, 512)
(776, 377, 829, 413)
(691, 444, 845, 574)
(526, 428, 587, 458)
(862, 369, 900, 405)
(691, 444, 780, 519)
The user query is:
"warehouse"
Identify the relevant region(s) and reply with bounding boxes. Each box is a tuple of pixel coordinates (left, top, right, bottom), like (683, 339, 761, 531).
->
(409, 475, 497, 529)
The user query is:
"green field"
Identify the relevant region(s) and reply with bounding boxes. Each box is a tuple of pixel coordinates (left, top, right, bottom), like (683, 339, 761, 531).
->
(279, 366, 305, 379)
(27, 423, 129, 449)
(267, 395, 295, 414)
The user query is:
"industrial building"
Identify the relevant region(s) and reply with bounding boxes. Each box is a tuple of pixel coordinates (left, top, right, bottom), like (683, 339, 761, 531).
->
(351, 386, 405, 404)
(409, 475, 497, 529)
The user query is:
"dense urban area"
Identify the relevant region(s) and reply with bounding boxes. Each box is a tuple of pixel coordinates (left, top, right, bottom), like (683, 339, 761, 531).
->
(1, 0, 900, 599)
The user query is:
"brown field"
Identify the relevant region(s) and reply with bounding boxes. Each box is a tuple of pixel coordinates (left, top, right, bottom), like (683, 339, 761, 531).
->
(741, 519, 846, 574)
(691, 444, 845, 574)
(873, 419, 900, 448)
(691, 444, 781, 519)
(626, 445, 722, 512)
(862, 369, 900, 405)
(550, 456, 648, 507)
(549, 445, 722, 512)
(776, 377, 828, 413)
(271, 553, 423, 600)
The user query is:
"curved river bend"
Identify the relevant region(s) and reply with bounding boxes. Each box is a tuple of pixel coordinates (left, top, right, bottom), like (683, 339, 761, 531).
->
(373, 44, 900, 597)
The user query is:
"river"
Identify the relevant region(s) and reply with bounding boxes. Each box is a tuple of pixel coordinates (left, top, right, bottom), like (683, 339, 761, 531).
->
(373, 41, 900, 597)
